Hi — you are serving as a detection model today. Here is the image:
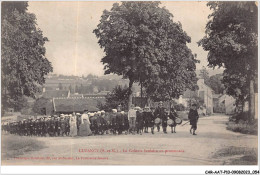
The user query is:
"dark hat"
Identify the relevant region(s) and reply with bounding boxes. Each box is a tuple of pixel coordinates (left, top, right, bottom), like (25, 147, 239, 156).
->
(84, 109, 88, 112)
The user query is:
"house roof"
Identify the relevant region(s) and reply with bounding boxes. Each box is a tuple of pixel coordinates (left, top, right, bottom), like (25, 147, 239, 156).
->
(70, 94, 83, 98)
(83, 94, 106, 98)
(53, 97, 106, 113)
(43, 90, 69, 99)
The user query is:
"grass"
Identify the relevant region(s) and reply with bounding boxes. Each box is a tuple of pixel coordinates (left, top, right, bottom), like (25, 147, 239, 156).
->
(1, 133, 46, 160)
(226, 120, 258, 135)
(213, 146, 257, 165)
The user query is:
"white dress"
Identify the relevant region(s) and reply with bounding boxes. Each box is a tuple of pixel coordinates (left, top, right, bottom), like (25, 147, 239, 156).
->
(69, 116, 77, 137)
(79, 113, 92, 136)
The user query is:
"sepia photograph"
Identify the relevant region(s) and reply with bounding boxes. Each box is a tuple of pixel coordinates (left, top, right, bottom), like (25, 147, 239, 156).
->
(1, 0, 258, 171)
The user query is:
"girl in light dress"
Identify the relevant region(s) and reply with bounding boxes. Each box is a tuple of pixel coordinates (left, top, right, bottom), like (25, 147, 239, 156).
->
(69, 114, 77, 137)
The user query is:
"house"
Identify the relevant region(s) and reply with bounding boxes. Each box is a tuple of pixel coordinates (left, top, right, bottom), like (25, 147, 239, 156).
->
(53, 97, 106, 114)
(36, 89, 70, 115)
(69, 93, 83, 98)
(218, 94, 236, 115)
(179, 79, 214, 114)
(42, 89, 70, 99)
(213, 94, 225, 113)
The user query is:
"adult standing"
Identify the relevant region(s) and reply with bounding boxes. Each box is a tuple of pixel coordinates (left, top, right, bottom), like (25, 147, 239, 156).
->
(76, 113, 82, 135)
(128, 104, 136, 134)
(161, 108, 168, 134)
(79, 110, 92, 136)
(116, 106, 123, 135)
(121, 111, 129, 134)
(154, 101, 165, 132)
(100, 110, 107, 135)
(188, 104, 199, 135)
(111, 109, 117, 134)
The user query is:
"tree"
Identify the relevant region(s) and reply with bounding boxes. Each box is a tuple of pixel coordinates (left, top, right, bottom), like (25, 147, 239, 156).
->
(94, 2, 197, 109)
(149, 48, 198, 103)
(101, 85, 129, 111)
(208, 74, 225, 94)
(198, 2, 258, 120)
(86, 74, 98, 80)
(32, 97, 49, 115)
(1, 2, 53, 112)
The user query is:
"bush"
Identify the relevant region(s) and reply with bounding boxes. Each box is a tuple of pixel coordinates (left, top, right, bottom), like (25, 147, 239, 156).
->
(213, 146, 257, 165)
(226, 120, 258, 135)
(230, 112, 249, 123)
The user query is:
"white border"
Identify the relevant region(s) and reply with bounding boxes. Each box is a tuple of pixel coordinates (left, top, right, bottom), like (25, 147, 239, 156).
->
(1, 0, 259, 174)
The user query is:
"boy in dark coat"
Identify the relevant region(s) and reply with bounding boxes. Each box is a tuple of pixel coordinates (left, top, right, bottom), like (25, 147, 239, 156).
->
(143, 106, 151, 133)
(136, 108, 144, 135)
(161, 108, 168, 134)
(154, 101, 164, 132)
(188, 104, 199, 135)
(169, 108, 178, 133)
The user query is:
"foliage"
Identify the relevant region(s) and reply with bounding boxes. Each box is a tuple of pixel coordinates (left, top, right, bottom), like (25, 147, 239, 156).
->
(226, 119, 258, 135)
(208, 73, 225, 94)
(3, 96, 29, 112)
(32, 97, 49, 115)
(187, 95, 204, 108)
(199, 66, 210, 82)
(1, 2, 53, 111)
(99, 85, 129, 111)
(198, 2, 258, 113)
(86, 73, 98, 79)
(200, 67, 225, 94)
(174, 104, 185, 111)
(213, 146, 257, 165)
(94, 2, 198, 108)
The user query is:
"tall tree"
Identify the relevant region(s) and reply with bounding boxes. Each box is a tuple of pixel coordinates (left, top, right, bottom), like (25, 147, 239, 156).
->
(32, 97, 49, 115)
(100, 85, 129, 111)
(1, 2, 53, 112)
(94, 2, 198, 109)
(199, 2, 258, 120)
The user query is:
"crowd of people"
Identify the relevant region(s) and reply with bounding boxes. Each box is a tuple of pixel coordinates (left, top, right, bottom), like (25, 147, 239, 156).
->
(2, 101, 200, 137)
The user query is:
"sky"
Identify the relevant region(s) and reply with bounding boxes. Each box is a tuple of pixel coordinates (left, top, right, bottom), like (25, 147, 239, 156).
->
(28, 1, 212, 76)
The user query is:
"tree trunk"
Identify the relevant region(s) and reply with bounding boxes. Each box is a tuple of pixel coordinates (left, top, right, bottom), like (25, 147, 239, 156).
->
(140, 81, 143, 107)
(147, 96, 151, 108)
(249, 79, 255, 121)
(128, 79, 134, 110)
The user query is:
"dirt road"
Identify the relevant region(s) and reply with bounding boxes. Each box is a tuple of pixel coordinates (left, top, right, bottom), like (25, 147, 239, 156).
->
(2, 114, 258, 165)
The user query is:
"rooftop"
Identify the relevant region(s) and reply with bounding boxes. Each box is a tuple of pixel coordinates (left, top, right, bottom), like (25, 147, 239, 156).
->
(53, 97, 105, 113)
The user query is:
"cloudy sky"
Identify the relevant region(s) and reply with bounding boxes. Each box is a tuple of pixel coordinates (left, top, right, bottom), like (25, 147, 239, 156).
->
(28, 1, 212, 76)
